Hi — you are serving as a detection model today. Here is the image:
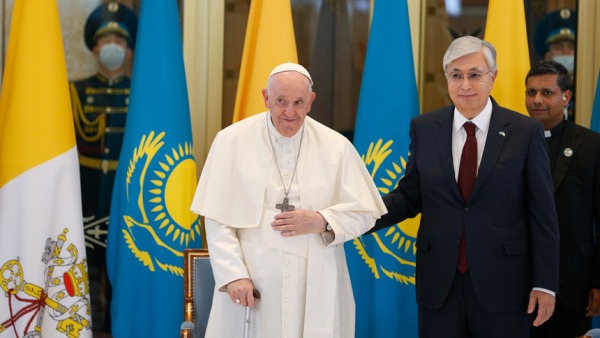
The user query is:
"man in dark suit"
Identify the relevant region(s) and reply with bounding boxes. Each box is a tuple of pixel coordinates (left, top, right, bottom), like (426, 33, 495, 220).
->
(526, 60, 600, 338)
(367, 36, 560, 337)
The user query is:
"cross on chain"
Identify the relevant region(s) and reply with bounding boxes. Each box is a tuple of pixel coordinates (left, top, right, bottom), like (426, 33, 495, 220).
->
(275, 196, 295, 213)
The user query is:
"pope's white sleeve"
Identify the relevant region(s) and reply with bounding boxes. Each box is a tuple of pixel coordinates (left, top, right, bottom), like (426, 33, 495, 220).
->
(205, 217, 250, 290)
(317, 209, 377, 247)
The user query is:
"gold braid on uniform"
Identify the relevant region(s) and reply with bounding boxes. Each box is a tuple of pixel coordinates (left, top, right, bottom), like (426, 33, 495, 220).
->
(70, 82, 106, 143)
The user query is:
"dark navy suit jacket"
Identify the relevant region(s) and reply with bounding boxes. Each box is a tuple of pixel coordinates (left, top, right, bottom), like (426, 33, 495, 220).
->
(368, 98, 560, 313)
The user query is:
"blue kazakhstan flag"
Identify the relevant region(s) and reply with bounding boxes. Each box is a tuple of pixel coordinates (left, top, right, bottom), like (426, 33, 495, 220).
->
(591, 70, 600, 133)
(344, 0, 420, 336)
(106, 1, 201, 337)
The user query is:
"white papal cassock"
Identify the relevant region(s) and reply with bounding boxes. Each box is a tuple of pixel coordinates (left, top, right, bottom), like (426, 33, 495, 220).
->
(191, 111, 386, 338)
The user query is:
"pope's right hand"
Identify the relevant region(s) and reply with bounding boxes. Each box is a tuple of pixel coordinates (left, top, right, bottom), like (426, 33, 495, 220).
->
(226, 278, 255, 307)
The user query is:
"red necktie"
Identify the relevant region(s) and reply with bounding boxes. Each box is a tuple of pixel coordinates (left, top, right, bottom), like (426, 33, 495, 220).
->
(457, 122, 477, 273)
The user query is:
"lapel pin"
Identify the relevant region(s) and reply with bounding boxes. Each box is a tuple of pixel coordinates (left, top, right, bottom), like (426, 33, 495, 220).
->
(499, 131, 506, 137)
(564, 148, 573, 157)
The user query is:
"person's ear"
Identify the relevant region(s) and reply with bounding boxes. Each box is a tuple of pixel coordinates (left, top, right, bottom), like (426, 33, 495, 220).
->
(563, 90, 572, 104)
(261, 88, 269, 109)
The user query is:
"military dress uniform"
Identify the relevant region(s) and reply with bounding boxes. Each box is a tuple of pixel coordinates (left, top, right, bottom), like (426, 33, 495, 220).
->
(70, 72, 130, 264)
(70, 1, 137, 266)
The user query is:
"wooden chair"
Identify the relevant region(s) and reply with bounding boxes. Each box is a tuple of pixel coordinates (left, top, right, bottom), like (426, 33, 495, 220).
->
(181, 249, 215, 338)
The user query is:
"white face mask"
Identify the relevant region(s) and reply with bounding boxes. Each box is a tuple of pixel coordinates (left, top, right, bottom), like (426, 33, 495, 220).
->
(99, 43, 126, 71)
(552, 55, 575, 74)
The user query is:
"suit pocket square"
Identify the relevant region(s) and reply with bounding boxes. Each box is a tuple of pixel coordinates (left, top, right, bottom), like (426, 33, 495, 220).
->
(504, 239, 529, 255)
(580, 243, 594, 256)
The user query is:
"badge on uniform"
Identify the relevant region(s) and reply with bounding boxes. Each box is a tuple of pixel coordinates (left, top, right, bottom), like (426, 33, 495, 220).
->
(564, 148, 573, 157)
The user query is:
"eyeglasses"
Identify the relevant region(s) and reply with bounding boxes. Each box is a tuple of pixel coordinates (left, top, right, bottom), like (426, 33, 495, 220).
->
(446, 70, 492, 83)
(275, 98, 306, 109)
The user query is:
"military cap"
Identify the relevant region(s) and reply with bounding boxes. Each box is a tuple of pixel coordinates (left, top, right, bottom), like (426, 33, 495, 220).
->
(534, 8, 576, 57)
(84, 2, 138, 51)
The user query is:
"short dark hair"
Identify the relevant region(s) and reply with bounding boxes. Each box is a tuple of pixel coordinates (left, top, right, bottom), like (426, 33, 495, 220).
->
(525, 60, 571, 92)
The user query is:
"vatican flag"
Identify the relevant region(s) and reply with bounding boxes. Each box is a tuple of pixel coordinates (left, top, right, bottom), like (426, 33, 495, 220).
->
(0, 1, 92, 337)
(484, 0, 530, 115)
(232, 0, 298, 123)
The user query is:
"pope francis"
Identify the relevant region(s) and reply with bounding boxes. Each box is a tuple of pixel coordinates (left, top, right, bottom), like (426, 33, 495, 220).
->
(190, 63, 386, 338)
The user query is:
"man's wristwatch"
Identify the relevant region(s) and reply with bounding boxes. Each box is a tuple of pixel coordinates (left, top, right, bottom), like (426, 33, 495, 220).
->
(325, 223, 332, 232)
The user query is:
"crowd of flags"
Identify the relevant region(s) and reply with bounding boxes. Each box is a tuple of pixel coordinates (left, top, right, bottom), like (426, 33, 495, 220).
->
(1, 0, 600, 337)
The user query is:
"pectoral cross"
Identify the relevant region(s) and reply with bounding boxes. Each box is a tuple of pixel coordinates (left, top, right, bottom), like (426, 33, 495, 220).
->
(276, 196, 295, 213)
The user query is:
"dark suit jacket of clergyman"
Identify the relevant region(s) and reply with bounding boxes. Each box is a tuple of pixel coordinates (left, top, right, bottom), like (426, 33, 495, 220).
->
(367, 98, 560, 313)
(551, 120, 600, 311)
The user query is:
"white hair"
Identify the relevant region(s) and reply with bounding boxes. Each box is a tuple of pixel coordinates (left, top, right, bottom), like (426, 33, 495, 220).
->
(442, 36, 497, 73)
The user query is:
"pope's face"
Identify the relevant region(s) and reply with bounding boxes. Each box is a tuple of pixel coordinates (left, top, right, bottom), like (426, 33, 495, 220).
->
(525, 74, 571, 130)
(262, 72, 316, 137)
(446, 52, 497, 119)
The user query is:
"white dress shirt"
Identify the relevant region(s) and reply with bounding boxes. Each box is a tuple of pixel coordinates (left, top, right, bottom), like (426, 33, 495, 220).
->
(451, 97, 554, 298)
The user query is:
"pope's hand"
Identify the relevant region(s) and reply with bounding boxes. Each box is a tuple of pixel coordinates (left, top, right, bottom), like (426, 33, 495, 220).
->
(271, 209, 327, 237)
(226, 278, 255, 307)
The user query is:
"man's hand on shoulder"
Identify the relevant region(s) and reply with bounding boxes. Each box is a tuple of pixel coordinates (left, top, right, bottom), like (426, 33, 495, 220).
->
(271, 209, 328, 237)
(226, 278, 255, 307)
(528, 290, 555, 326)
(586, 288, 600, 316)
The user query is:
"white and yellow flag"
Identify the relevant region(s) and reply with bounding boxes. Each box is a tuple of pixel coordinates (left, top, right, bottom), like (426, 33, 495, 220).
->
(0, 1, 91, 337)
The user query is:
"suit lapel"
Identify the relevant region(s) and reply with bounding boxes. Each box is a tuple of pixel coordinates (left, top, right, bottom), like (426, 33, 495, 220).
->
(434, 107, 464, 203)
(552, 121, 580, 192)
(468, 104, 511, 204)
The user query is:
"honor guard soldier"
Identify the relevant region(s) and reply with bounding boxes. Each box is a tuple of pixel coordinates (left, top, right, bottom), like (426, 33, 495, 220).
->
(534, 8, 576, 75)
(69, 1, 138, 265)
(69, 2, 138, 332)
(534, 8, 576, 118)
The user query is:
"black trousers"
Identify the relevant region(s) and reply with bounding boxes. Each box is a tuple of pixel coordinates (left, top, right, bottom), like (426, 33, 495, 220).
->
(530, 298, 592, 338)
(419, 270, 533, 338)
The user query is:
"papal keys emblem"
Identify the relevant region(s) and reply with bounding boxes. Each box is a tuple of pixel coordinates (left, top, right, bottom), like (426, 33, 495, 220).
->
(352, 139, 421, 285)
(0, 229, 91, 338)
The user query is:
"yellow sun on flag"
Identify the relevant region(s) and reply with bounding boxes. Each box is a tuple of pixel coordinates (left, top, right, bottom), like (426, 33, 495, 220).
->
(377, 154, 419, 255)
(148, 142, 200, 247)
(354, 138, 420, 284)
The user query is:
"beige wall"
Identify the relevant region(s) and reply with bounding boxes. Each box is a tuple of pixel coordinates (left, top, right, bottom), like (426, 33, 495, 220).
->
(575, 1, 600, 128)
(183, 0, 224, 178)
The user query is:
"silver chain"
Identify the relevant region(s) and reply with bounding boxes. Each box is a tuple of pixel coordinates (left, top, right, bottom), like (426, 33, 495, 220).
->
(265, 113, 305, 198)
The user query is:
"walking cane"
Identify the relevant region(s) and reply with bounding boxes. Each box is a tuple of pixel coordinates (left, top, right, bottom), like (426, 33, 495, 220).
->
(243, 289, 261, 338)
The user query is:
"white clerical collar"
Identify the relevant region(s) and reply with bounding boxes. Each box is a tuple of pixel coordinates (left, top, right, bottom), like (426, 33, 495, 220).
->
(453, 97, 493, 134)
(544, 130, 552, 138)
(267, 110, 304, 142)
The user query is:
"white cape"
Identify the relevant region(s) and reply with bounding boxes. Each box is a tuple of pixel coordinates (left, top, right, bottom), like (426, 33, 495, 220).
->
(191, 112, 386, 337)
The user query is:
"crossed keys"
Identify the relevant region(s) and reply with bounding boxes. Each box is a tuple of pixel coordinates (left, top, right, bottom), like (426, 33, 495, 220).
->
(0, 229, 90, 338)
